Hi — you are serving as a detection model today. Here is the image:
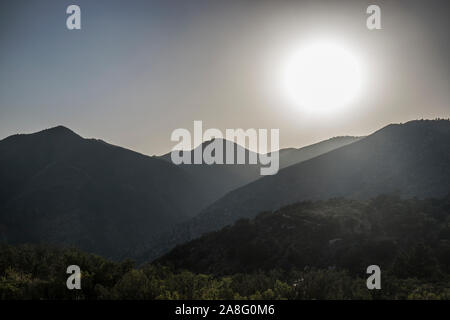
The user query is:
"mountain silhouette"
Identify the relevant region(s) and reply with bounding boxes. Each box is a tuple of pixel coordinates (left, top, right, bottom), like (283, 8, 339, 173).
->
(159, 136, 360, 211)
(156, 195, 450, 275)
(0, 126, 204, 258)
(159, 139, 263, 211)
(0, 126, 357, 258)
(277, 136, 362, 169)
(141, 119, 450, 261)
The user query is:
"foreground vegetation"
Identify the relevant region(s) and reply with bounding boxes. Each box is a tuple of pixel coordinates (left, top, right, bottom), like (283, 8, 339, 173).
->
(1, 195, 450, 300)
(1, 244, 449, 300)
(159, 195, 450, 276)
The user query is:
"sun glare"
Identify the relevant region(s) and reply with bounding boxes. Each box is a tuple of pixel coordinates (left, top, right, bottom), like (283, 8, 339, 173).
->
(280, 40, 363, 113)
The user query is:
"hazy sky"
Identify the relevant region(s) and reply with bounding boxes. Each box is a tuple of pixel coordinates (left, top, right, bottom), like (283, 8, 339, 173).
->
(1, 0, 449, 155)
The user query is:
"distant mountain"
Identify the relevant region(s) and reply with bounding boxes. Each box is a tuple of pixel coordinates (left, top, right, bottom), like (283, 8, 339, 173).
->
(157, 195, 450, 275)
(141, 120, 450, 261)
(0, 126, 359, 259)
(159, 139, 263, 211)
(159, 136, 360, 210)
(277, 136, 362, 169)
(0, 126, 204, 258)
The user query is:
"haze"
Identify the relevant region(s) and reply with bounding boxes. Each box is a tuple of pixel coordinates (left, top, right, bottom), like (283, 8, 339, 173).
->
(0, 0, 449, 155)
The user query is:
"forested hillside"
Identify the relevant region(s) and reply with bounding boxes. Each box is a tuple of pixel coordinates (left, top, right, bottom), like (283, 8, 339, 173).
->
(2, 195, 449, 300)
(1, 241, 449, 300)
(158, 195, 450, 277)
(141, 120, 450, 260)
(0, 126, 203, 258)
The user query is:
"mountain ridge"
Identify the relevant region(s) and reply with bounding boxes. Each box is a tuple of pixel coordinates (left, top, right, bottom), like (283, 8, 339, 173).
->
(158, 135, 361, 210)
(0, 125, 360, 258)
(0, 126, 202, 258)
(156, 194, 450, 276)
(139, 119, 450, 262)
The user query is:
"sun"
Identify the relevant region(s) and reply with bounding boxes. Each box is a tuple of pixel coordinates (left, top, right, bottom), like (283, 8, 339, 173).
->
(280, 40, 363, 113)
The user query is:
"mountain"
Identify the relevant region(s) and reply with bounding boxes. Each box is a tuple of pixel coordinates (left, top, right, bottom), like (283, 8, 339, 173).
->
(156, 195, 450, 276)
(159, 139, 263, 211)
(0, 126, 359, 259)
(0, 126, 204, 258)
(141, 120, 450, 261)
(277, 136, 362, 169)
(159, 136, 360, 211)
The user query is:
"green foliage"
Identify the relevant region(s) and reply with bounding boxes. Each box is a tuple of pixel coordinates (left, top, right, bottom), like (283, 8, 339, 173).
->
(1, 243, 449, 300)
(1, 195, 450, 300)
(159, 195, 450, 279)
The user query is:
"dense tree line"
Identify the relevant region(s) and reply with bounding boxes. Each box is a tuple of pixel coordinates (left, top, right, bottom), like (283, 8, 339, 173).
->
(159, 195, 450, 277)
(1, 244, 449, 300)
(1, 195, 450, 300)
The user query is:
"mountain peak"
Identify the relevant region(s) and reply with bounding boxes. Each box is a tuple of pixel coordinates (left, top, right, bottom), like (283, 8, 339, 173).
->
(41, 125, 77, 135)
(36, 125, 82, 140)
(0, 125, 82, 144)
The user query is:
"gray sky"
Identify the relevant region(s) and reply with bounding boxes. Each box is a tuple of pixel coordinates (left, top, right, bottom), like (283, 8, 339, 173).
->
(1, 0, 449, 155)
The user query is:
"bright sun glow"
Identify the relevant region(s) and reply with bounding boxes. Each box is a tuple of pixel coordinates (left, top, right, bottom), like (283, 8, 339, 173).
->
(281, 40, 363, 113)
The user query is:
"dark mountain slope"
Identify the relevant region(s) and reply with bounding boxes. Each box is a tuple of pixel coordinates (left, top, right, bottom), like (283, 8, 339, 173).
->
(157, 195, 450, 276)
(0, 126, 359, 259)
(159, 139, 262, 211)
(141, 120, 450, 260)
(277, 136, 361, 169)
(159, 136, 360, 211)
(0, 126, 202, 258)
(189, 119, 450, 230)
